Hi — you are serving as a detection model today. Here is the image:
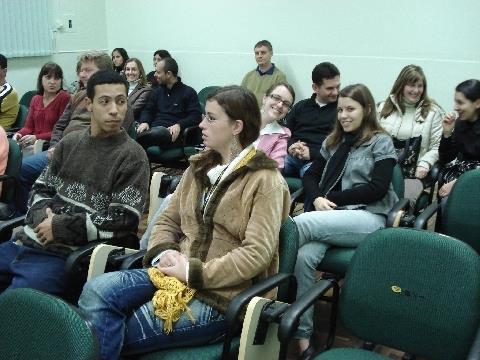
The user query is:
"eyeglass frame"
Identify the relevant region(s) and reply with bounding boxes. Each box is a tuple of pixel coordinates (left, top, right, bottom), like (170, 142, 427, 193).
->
(268, 93, 293, 109)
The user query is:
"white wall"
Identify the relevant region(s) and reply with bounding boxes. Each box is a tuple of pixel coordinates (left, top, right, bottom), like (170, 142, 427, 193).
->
(103, 0, 479, 110)
(6, 0, 480, 111)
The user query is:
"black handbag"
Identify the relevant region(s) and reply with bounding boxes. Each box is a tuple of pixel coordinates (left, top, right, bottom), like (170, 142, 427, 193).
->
(392, 135, 422, 179)
(439, 160, 480, 187)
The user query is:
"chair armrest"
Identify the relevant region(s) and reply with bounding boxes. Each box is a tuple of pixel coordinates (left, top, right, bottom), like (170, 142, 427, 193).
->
(221, 273, 295, 360)
(120, 249, 146, 270)
(386, 198, 410, 227)
(0, 215, 25, 240)
(467, 326, 480, 360)
(65, 240, 106, 275)
(278, 279, 334, 345)
(414, 202, 439, 229)
(290, 187, 304, 215)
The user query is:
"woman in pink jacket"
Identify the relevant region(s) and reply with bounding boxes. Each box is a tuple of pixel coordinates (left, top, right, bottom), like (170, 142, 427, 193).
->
(255, 81, 295, 169)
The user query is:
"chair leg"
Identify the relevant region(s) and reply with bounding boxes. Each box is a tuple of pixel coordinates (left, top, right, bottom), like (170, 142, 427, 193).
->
(325, 280, 340, 349)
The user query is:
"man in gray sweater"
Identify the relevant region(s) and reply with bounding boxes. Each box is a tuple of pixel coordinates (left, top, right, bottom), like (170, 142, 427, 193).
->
(0, 70, 149, 297)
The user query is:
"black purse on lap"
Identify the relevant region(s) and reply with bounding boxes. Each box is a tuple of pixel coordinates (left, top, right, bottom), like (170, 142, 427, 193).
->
(392, 135, 422, 179)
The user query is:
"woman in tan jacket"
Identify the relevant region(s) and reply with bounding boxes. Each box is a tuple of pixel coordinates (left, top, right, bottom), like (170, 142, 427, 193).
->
(78, 85, 290, 360)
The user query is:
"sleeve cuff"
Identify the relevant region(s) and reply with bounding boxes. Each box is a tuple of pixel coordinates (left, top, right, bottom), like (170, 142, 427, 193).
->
(143, 242, 181, 267)
(187, 258, 203, 289)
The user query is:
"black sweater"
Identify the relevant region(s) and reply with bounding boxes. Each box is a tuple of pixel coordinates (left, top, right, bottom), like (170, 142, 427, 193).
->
(303, 156, 395, 207)
(285, 94, 337, 160)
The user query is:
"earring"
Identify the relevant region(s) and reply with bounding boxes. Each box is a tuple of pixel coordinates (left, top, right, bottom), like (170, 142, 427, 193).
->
(229, 135, 241, 161)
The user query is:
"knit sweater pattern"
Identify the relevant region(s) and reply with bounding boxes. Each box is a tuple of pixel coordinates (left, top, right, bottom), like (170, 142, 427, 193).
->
(19, 128, 149, 256)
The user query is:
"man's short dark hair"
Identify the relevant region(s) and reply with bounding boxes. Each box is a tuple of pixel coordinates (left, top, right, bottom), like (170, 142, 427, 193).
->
(154, 49, 171, 59)
(0, 54, 7, 69)
(254, 40, 273, 52)
(86, 70, 128, 100)
(312, 62, 340, 85)
(161, 57, 178, 77)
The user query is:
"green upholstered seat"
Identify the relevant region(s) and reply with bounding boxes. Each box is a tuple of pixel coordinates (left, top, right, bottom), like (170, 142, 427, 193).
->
(284, 176, 302, 194)
(0, 288, 99, 360)
(315, 348, 386, 360)
(317, 247, 355, 275)
(314, 228, 480, 360)
(19, 89, 36, 107)
(197, 86, 221, 113)
(441, 168, 480, 254)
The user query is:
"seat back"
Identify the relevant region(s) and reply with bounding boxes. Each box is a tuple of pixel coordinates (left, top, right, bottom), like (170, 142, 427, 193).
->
(340, 227, 480, 360)
(13, 104, 29, 129)
(0, 288, 99, 360)
(197, 86, 221, 113)
(0, 138, 22, 203)
(442, 168, 480, 254)
(391, 163, 404, 198)
(277, 216, 299, 302)
(19, 90, 36, 107)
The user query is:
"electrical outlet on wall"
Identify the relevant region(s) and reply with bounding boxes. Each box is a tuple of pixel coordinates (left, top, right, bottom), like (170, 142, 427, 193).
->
(63, 14, 76, 33)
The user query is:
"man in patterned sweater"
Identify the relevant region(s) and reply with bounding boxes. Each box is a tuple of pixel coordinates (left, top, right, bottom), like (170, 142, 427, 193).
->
(0, 70, 149, 296)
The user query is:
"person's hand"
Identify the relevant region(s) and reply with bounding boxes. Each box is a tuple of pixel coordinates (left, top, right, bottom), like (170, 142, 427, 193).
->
(442, 112, 457, 137)
(137, 122, 150, 134)
(288, 142, 301, 156)
(157, 251, 188, 283)
(168, 124, 181, 142)
(298, 143, 311, 160)
(19, 134, 36, 147)
(12, 133, 22, 142)
(156, 250, 182, 268)
(34, 208, 55, 244)
(313, 197, 337, 211)
(438, 179, 457, 198)
(47, 146, 55, 160)
(415, 166, 429, 179)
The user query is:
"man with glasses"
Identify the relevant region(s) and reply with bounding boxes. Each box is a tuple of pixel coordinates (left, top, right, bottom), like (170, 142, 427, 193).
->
(283, 62, 340, 178)
(241, 40, 286, 106)
(0, 53, 19, 129)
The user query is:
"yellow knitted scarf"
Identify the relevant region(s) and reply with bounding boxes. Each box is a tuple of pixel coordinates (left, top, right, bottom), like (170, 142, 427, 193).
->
(148, 267, 196, 333)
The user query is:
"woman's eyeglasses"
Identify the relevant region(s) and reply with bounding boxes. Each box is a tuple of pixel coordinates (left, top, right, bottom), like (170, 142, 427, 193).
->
(269, 94, 292, 109)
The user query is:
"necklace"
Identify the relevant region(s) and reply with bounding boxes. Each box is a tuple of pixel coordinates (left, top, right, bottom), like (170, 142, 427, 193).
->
(203, 165, 230, 211)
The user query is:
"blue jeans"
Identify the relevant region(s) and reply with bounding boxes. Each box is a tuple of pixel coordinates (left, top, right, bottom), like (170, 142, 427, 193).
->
(0, 239, 67, 296)
(78, 269, 227, 360)
(293, 210, 386, 339)
(15, 151, 49, 215)
(282, 154, 312, 178)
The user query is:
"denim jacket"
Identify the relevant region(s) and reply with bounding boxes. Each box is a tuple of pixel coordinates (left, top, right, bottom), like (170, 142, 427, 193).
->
(320, 133, 398, 215)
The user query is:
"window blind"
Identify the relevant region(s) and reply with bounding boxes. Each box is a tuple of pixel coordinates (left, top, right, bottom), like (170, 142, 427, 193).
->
(0, 0, 53, 58)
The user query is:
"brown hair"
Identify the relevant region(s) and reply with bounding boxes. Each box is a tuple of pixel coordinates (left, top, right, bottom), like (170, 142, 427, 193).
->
(206, 85, 261, 148)
(124, 58, 147, 86)
(326, 83, 386, 149)
(36, 62, 64, 95)
(380, 64, 437, 119)
(265, 81, 296, 104)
